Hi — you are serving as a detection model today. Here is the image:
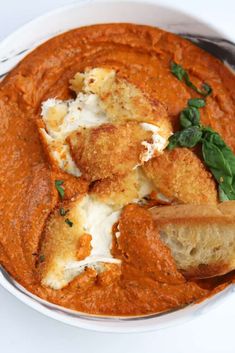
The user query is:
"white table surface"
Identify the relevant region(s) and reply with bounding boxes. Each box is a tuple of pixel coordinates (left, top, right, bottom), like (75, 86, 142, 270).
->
(1, 1, 235, 352)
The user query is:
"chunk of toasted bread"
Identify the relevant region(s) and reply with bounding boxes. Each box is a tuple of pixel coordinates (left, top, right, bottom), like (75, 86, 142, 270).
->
(150, 202, 235, 279)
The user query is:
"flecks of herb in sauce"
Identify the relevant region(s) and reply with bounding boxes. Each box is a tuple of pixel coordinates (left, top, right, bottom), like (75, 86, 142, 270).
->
(59, 207, 69, 216)
(65, 218, 73, 227)
(38, 254, 45, 263)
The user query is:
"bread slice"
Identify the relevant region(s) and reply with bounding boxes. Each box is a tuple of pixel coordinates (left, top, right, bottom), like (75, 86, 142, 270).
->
(150, 201, 235, 279)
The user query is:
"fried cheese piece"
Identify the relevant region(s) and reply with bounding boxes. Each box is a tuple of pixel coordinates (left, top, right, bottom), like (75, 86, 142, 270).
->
(70, 67, 172, 139)
(90, 168, 154, 209)
(68, 121, 152, 181)
(40, 196, 121, 290)
(39, 93, 109, 176)
(39, 68, 172, 178)
(143, 148, 218, 205)
(70, 68, 172, 163)
(151, 201, 235, 279)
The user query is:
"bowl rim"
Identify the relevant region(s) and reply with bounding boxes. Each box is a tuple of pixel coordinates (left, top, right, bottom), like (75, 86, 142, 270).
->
(0, 0, 235, 333)
(1, 266, 234, 333)
(0, 0, 233, 51)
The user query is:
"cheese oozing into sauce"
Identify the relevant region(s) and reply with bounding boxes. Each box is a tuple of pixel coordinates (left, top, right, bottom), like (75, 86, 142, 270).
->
(42, 196, 121, 290)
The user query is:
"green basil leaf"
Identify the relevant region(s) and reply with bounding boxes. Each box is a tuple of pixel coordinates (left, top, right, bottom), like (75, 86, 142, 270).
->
(218, 185, 230, 201)
(219, 179, 235, 200)
(180, 113, 192, 128)
(184, 72, 199, 93)
(38, 254, 45, 263)
(167, 131, 181, 150)
(180, 107, 200, 128)
(55, 180, 65, 199)
(170, 62, 186, 81)
(178, 126, 202, 148)
(201, 83, 212, 96)
(184, 73, 212, 97)
(170, 62, 212, 97)
(65, 218, 73, 227)
(221, 146, 235, 175)
(188, 98, 206, 108)
(202, 128, 225, 147)
(205, 132, 235, 175)
(202, 140, 232, 178)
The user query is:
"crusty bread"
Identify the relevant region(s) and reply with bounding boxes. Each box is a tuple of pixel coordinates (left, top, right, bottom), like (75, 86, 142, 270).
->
(150, 201, 235, 279)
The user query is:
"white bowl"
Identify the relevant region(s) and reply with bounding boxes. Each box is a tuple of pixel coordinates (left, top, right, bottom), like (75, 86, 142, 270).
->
(0, 0, 235, 333)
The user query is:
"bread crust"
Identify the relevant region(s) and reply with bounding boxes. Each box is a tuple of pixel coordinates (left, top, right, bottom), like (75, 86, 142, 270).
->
(150, 202, 235, 279)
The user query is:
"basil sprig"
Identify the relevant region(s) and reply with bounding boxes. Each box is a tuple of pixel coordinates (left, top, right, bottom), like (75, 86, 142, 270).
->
(168, 98, 204, 149)
(168, 99, 235, 201)
(202, 128, 235, 200)
(171, 62, 212, 97)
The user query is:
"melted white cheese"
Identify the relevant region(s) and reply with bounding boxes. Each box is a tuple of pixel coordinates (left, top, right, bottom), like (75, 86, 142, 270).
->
(140, 123, 168, 163)
(40, 129, 81, 177)
(42, 195, 121, 289)
(40, 93, 108, 176)
(65, 196, 121, 275)
(81, 197, 121, 257)
(137, 167, 154, 198)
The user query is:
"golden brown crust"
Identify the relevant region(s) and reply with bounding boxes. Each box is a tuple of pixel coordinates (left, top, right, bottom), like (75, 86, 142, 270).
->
(38, 197, 86, 289)
(151, 201, 235, 225)
(51, 169, 88, 201)
(143, 148, 218, 205)
(90, 171, 140, 208)
(70, 67, 171, 136)
(182, 262, 229, 280)
(68, 122, 151, 181)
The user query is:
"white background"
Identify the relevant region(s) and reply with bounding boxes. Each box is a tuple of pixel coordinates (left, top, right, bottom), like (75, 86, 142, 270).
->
(1, 1, 235, 352)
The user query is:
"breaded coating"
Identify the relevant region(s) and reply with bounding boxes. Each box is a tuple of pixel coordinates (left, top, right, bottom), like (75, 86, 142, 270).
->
(90, 168, 154, 208)
(68, 121, 152, 181)
(38, 121, 81, 178)
(39, 195, 122, 290)
(70, 68, 172, 141)
(39, 198, 87, 290)
(90, 172, 140, 209)
(52, 169, 88, 200)
(143, 148, 218, 205)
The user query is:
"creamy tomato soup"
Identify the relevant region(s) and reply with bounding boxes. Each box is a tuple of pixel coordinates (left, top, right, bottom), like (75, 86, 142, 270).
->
(0, 24, 235, 316)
